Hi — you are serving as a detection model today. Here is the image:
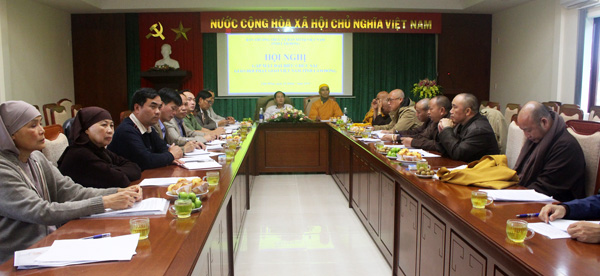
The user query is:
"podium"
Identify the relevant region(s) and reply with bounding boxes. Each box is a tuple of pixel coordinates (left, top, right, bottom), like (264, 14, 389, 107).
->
(140, 70, 191, 91)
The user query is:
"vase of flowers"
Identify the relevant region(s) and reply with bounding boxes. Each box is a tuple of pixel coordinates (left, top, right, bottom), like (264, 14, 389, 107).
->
(411, 78, 442, 99)
(267, 107, 312, 123)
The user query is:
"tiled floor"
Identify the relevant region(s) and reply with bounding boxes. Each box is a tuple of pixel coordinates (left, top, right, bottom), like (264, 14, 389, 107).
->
(234, 174, 392, 276)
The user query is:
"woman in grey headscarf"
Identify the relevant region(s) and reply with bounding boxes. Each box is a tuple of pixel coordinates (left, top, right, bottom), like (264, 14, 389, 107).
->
(0, 101, 143, 264)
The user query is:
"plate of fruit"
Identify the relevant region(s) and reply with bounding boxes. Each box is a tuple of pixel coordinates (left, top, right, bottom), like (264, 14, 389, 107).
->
(175, 191, 203, 212)
(167, 178, 209, 198)
(386, 147, 401, 159)
(396, 149, 423, 163)
(415, 168, 436, 178)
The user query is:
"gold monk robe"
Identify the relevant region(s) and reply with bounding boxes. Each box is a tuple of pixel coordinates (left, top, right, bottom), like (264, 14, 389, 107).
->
(363, 108, 374, 124)
(309, 98, 343, 120)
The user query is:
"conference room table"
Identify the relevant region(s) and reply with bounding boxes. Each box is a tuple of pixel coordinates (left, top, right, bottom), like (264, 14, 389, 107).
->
(1, 122, 599, 276)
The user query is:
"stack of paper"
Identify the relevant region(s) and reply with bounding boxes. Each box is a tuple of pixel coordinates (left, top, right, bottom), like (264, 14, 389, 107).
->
(206, 140, 226, 146)
(529, 219, 600, 239)
(139, 176, 196, 186)
(184, 149, 210, 156)
(205, 144, 223, 150)
(182, 160, 222, 170)
(357, 138, 380, 142)
(84, 198, 168, 218)
(478, 189, 556, 202)
(14, 234, 140, 269)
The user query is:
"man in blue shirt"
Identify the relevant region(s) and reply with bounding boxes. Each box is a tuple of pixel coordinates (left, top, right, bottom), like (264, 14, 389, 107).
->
(539, 194, 600, 243)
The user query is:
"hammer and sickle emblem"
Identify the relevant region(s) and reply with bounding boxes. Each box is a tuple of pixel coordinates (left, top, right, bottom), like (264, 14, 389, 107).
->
(146, 22, 165, 40)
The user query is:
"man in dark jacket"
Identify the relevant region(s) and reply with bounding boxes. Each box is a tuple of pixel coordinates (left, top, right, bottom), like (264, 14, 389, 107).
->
(382, 97, 441, 151)
(436, 93, 499, 162)
(514, 101, 585, 202)
(108, 88, 183, 170)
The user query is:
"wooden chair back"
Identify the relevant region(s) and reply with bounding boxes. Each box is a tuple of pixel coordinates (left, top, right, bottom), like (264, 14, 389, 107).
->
(43, 124, 64, 141)
(560, 106, 583, 122)
(589, 106, 600, 122)
(486, 101, 500, 111)
(42, 103, 59, 126)
(542, 102, 560, 113)
(566, 120, 600, 196)
(504, 103, 520, 123)
(49, 105, 70, 126)
(71, 104, 83, 117)
(506, 121, 526, 169)
(57, 98, 73, 112)
(120, 110, 132, 124)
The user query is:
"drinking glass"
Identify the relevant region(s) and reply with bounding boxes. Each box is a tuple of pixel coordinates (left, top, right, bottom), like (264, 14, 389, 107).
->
(506, 219, 535, 243)
(471, 191, 493, 209)
(170, 199, 194, 218)
(130, 218, 150, 240)
(206, 171, 220, 185)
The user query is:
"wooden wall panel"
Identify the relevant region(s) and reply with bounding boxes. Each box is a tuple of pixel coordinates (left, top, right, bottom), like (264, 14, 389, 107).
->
(438, 14, 492, 102)
(72, 14, 128, 124)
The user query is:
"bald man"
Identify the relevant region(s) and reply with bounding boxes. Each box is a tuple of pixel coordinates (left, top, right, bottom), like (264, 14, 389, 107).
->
(363, 91, 391, 126)
(514, 101, 585, 202)
(436, 93, 498, 162)
(382, 97, 444, 151)
(372, 89, 421, 132)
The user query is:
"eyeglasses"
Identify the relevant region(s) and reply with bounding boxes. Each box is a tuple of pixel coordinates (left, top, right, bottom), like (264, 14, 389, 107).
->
(386, 97, 401, 102)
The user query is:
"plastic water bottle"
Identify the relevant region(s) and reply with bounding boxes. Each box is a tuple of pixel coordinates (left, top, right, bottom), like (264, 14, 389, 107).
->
(341, 107, 348, 123)
(259, 108, 264, 123)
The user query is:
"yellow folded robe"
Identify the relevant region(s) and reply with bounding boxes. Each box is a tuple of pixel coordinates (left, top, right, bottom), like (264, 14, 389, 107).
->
(436, 155, 519, 189)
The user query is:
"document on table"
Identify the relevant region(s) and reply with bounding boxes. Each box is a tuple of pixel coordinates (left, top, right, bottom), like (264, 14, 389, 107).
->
(205, 144, 223, 150)
(357, 138, 380, 142)
(411, 149, 441, 158)
(478, 189, 557, 202)
(184, 149, 210, 156)
(182, 160, 222, 170)
(206, 140, 227, 145)
(179, 155, 215, 163)
(529, 219, 600, 239)
(83, 198, 168, 218)
(372, 130, 385, 138)
(14, 234, 140, 269)
(139, 176, 196, 186)
(528, 222, 572, 239)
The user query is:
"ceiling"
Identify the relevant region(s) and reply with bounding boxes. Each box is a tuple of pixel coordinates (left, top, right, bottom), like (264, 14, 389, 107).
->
(34, 0, 533, 14)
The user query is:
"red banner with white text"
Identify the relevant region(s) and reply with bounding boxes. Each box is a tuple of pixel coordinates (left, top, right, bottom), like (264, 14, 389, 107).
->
(201, 12, 441, 34)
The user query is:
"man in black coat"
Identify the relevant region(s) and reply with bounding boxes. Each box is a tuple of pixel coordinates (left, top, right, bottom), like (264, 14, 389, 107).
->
(514, 101, 585, 202)
(436, 93, 499, 162)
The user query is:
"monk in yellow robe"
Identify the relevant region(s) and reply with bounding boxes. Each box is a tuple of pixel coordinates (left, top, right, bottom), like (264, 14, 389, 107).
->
(309, 84, 343, 120)
(363, 91, 389, 125)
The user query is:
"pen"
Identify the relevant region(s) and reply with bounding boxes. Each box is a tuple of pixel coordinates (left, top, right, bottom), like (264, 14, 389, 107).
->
(81, 233, 111, 239)
(515, 213, 539, 218)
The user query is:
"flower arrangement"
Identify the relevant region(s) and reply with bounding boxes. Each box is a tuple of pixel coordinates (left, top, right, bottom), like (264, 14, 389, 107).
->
(411, 78, 442, 99)
(267, 107, 312, 123)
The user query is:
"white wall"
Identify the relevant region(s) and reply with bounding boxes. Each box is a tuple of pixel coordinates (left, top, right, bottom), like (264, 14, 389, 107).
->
(490, 0, 579, 106)
(0, 0, 73, 108)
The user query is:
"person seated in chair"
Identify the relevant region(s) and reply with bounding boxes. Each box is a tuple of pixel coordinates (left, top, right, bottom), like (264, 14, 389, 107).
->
(164, 93, 212, 147)
(153, 88, 203, 153)
(539, 194, 600, 243)
(58, 107, 141, 188)
(363, 91, 391, 126)
(514, 101, 585, 202)
(308, 84, 343, 121)
(108, 88, 183, 170)
(373, 89, 421, 132)
(0, 101, 142, 263)
(264, 91, 294, 119)
(208, 91, 235, 126)
(436, 93, 499, 162)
